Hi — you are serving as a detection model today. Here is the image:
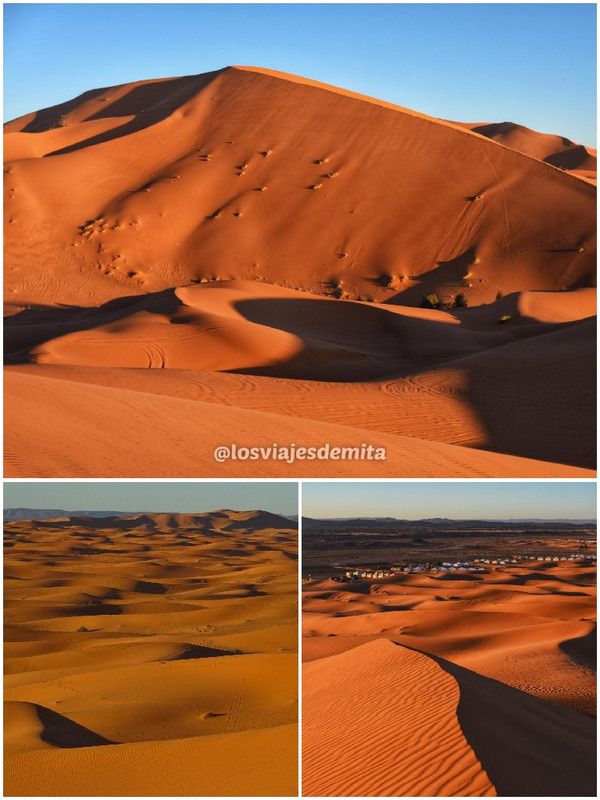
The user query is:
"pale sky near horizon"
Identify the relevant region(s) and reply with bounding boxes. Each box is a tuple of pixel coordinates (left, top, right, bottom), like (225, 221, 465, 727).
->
(302, 482, 597, 519)
(3, 3, 597, 145)
(3, 481, 298, 515)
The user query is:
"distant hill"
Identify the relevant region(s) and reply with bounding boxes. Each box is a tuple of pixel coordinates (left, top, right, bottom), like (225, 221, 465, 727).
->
(302, 517, 595, 531)
(4, 508, 136, 522)
(4, 508, 296, 530)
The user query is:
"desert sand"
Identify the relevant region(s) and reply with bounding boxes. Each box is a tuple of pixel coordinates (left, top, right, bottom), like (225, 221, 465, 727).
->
(4, 66, 596, 477)
(4, 509, 298, 796)
(303, 560, 596, 796)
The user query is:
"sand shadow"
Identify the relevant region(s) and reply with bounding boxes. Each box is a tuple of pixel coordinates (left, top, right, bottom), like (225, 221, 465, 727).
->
(34, 704, 116, 748)
(397, 644, 596, 797)
(545, 145, 593, 170)
(386, 248, 477, 307)
(170, 645, 244, 660)
(559, 628, 596, 672)
(231, 295, 489, 382)
(4, 290, 184, 363)
(30, 72, 223, 157)
(6, 291, 594, 469)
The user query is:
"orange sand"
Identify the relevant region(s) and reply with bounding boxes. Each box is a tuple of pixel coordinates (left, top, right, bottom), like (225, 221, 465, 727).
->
(302, 561, 596, 796)
(4, 510, 298, 796)
(4, 67, 596, 477)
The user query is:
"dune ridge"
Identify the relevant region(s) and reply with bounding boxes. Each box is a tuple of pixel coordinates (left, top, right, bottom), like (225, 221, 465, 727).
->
(303, 558, 596, 796)
(303, 639, 495, 797)
(4, 510, 298, 796)
(4, 66, 596, 477)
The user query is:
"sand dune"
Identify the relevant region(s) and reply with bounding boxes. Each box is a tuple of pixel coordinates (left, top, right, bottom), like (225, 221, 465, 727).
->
(4, 510, 298, 796)
(303, 639, 495, 797)
(303, 560, 596, 796)
(303, 639, 595, 797)
(4, 66, 596, 477)
(456, 120, 597, 184)
(303, 562, 596, 714)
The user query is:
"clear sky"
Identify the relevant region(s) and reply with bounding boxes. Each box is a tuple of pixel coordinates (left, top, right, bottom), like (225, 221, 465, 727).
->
(3, 481, 298, 515)
(303, 481, 597, 520)
(3, 3, 596, 144)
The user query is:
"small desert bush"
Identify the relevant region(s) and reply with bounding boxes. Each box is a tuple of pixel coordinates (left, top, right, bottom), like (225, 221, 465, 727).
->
(421, 293, 441, 309)
(77, 626, 91, 633)
(454, 292, 468, 308)
(498, 314, 511, 324)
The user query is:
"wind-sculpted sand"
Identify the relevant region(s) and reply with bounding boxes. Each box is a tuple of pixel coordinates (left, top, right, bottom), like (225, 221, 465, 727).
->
(4, 510, 298, 796)
(4, 66, 596, 477)
(302, 561, 596, 796)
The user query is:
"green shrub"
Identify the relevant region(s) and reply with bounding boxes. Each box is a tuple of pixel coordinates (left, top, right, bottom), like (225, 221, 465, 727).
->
(421, 293, 441, 309)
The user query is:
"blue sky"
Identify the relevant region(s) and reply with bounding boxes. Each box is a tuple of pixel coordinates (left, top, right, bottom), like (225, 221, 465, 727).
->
(303, 482, 596, 520)
(4, 3, 596, 144)
(3, 481, 298, 515)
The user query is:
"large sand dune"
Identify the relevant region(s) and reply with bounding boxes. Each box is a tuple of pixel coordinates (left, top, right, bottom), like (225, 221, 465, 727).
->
(4, 67, 596, 477)
(4, 510, 298, 796)
(302, 561, 596, 796)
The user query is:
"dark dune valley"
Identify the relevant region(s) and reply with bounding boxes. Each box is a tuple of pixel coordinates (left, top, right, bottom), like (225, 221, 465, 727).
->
(3, 65, 596, 477)
(4, 509, 298, 796)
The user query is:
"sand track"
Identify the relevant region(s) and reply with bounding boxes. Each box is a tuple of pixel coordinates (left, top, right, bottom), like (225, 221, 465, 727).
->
(4, 283, 595, 477)
(4, 66, 596, 477)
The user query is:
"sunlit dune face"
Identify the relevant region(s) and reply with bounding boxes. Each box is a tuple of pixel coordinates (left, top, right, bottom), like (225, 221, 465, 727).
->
(4, 512, 298, 796)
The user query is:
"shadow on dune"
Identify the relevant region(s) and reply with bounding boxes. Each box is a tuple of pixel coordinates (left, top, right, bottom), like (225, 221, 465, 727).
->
(559, 628, 596, 673)
(21, 72, 223, 156)
(170, 644, 244, 660)
(5, 290, 595, 469)
(501, 569, 594, 587)
(413, 648, 597, 797)
(545, 145, 595, 170)
(3, 290, 183, 363)
(62, 602, 122, 617)
(232, 294, 584, 384)
(35, 704, 116, 748)
(385, 248, 478, 306)
(458, 317, 596, 471)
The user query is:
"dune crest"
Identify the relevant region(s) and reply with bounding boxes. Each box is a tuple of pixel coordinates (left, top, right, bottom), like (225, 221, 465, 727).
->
(4, 511, 298, 795)
(303, 639, 495, 797)
(4, 66, 596, 477)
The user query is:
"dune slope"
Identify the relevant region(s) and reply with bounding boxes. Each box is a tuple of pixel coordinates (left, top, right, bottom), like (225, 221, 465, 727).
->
(303, 639, 595, 797)
(4, 511, 298, 796)
(4, 66, 596, 477)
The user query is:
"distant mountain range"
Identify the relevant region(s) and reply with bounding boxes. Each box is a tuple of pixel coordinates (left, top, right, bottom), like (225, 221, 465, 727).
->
(302, 517, 595, 530)
(4, 508, 296, 525)
(4, 508, 138, 522)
